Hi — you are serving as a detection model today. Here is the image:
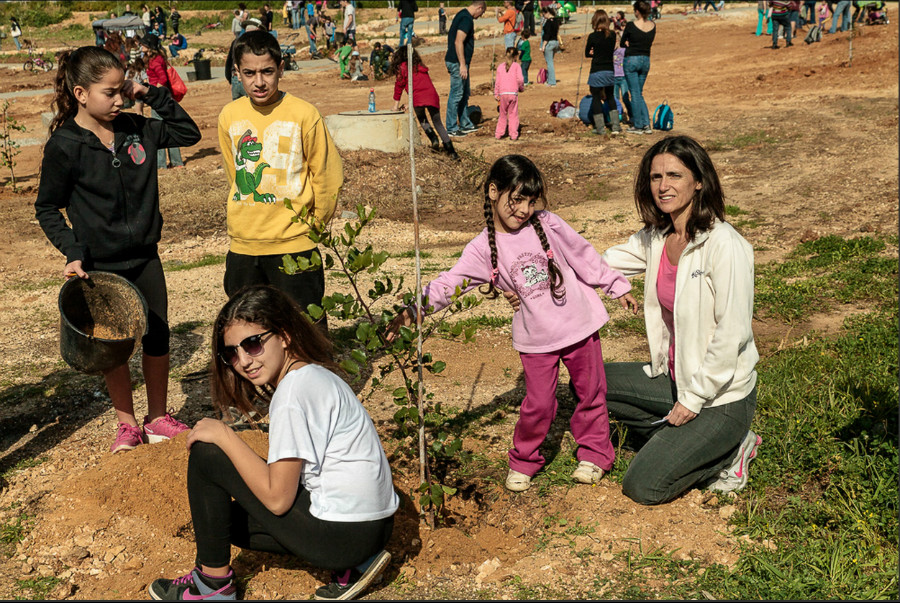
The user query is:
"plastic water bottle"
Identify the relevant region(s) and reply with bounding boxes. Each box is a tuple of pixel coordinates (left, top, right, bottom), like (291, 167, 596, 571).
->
(368, 88, 376, 113)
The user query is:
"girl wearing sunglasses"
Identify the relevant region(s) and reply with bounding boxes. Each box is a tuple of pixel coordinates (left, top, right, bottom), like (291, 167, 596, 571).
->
(149, 285, 398, 601)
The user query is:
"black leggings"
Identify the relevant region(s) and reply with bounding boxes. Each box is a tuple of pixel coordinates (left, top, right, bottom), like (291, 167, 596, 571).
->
(414, 105, 450, 144)
(96, 257, 169, 356)
(188, 442, 394, 571)
(589, 85, 616, 124)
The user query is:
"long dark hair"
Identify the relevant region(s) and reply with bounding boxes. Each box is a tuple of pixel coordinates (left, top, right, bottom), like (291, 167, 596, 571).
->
(50, 46, 124, 133)
(592, 9, 612, 37)
(211, 285, 336, 421)
(633, 135, 725, 240)
(480, 155, 565, 301)
(387, 45, 423, 77)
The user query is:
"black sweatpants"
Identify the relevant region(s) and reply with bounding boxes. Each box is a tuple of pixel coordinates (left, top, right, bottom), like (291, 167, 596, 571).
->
(188, 442, 394, 571)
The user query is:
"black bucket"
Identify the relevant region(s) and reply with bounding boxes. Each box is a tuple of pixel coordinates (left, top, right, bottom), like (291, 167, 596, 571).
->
(192, 58, 212, 80)
(58, 272, 148, 375)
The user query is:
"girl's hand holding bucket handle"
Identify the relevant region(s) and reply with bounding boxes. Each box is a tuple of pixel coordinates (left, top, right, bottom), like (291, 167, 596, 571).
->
(64, 260, 88, 279)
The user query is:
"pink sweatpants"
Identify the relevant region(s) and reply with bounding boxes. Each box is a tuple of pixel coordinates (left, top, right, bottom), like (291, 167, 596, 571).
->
(509, 332, 615, 476)
(495, 95, 520, 140)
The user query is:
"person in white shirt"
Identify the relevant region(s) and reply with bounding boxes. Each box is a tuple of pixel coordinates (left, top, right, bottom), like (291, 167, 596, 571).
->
(148, 285, 398, 601)
(340, 0, 356, 43)
(601, 135, 762, 505)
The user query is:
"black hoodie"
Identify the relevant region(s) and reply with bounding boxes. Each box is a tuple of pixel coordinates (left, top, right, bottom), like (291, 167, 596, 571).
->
(35, 84, 201, 270)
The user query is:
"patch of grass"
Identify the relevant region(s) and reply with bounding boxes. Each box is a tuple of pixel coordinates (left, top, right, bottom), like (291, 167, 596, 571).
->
(601, 315, 647, 338)
(390, 250, 433, 259)
(587, 181, 611, 202)
(437, 314, 512, 335)
(725, 204, 749, 216)
(1, 457, 48, 481)
(612, 212, 628, 223)
(734, 217, 761, 229)
(708, 130, 779, 152)
(163, 254, 225, 272)
(15, 576, 61, 599)
(1, 513, 33, 557)
(171, 320, 208, 335)
(6, 278, 58, 293)
(755, 235, 897, 321)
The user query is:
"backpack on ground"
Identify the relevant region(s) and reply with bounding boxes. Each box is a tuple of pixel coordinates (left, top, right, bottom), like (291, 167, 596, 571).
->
(166, 65, 187, 102)
(652, 100, 673, 131)
(550, 98, 575, 118)
(537, 67, 547, 84)
(514, 10, 525, 33)
(804, 24, 822, 44)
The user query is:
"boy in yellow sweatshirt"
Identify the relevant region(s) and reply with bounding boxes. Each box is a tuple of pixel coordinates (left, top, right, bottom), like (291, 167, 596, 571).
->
(218, 30, 343, 327)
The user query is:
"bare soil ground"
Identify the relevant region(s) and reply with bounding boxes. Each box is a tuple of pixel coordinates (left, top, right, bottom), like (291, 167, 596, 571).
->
(0, 5, 896, 601)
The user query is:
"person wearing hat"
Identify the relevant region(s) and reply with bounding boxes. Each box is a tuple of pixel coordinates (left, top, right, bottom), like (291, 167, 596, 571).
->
(140, 33, 186, 168)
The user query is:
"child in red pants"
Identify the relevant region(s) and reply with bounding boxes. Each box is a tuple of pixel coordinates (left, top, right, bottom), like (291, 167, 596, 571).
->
(494, 47, 524, 140)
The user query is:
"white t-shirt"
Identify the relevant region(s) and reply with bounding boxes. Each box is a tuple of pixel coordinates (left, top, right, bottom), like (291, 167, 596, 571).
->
(344, 4, 356, 30)
(267, 364, 399, 522)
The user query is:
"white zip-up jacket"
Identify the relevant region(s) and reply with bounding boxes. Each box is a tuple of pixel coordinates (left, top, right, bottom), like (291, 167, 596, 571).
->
(603, 220, 758, 414)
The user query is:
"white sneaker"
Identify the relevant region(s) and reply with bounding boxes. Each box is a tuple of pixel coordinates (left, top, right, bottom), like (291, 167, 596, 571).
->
(505, 469, 532, 492)
(571, 460, 605, 484)
(708, 430, 762, 493)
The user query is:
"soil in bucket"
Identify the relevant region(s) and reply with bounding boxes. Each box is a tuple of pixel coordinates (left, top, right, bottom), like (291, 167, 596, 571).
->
(58, 272, 148, 374)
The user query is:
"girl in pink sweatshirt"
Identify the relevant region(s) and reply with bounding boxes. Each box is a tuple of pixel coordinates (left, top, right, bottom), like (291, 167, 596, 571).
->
(494, 47, 525, 140)
(391, 155, 638, 492)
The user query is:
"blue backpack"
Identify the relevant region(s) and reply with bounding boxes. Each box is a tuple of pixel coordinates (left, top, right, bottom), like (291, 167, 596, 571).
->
(652, 100, 674, 131)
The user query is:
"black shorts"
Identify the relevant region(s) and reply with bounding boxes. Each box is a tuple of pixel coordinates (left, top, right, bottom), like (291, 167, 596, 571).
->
(98, 257, 170, 357)
(224, 250, 327, 328)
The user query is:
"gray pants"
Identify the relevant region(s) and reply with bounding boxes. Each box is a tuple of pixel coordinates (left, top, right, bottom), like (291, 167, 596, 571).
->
(150, 109, 183, 168)
(605, 362, 756, 505)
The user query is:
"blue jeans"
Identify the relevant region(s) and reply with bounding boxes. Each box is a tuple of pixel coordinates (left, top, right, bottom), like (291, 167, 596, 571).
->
(306, 25, 318, 55)
(291, 8, 300, 29)
(151, 109, 183, 168)
(605, 362, 757, 505)
(614, 75, 632, 121)
(830, 1, 852, 33)
(623, 55, 651, 129)
(13, 36, 21, 50)
(543, 40, 559, 85)
(399, 17, 415, 46)
(756, 8, 773, 35)
(521, 59, 531, 84)
(800, 1, 816, 26)
(772, 13, 792, 45)
(231, 74, 247, 100)
(445, 61, 474, 133)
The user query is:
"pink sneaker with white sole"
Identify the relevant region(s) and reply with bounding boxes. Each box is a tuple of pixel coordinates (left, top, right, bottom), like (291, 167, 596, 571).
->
(143, 412, 189, 443)
(110, 422, 145, 453)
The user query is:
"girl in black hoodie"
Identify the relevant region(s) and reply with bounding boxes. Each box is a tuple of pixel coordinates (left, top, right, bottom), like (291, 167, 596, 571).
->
(35, 46, 201, 454)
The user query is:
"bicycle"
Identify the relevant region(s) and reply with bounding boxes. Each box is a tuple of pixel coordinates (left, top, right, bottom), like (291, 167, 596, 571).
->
(23, 47, 54, 72)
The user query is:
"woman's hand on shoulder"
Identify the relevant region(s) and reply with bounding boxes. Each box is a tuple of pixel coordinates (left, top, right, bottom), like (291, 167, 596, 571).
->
(665, 401, 697, 427)
(186, 417, 233, 450)
(618, 292, 639, 315)
(122, 79, 150, 101)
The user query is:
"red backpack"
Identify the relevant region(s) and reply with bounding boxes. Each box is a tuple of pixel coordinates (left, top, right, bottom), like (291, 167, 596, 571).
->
(513, 10, 524, 33)
(166, 65, 187, 102)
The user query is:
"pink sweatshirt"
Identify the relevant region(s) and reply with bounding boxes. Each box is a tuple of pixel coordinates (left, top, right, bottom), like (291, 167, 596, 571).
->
(494, 61, 524, 96)
(421, 211, 631, 353)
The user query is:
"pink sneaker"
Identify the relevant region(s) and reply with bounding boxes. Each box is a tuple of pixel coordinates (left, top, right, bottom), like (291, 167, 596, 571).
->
(110, 422, 144, 453)
(143, 412, 189, 443)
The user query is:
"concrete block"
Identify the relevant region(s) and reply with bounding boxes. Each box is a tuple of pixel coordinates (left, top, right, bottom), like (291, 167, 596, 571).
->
(324, 110, 421, 154)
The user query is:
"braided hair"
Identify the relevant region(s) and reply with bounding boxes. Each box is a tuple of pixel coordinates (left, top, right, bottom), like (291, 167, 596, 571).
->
(480, 155, 565, 301)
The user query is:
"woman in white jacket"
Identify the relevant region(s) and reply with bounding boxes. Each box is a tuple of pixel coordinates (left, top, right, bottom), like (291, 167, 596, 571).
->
(601, 135, 761, 505)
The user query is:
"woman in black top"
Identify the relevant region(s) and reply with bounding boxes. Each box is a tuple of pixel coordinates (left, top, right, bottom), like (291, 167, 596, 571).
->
(539, 7, 561, 86)
(584, 10, 619, 134)
(621, 0, 656, 134)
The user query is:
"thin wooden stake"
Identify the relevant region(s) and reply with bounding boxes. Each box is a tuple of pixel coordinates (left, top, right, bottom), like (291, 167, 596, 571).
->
(406, 42, 432, 528)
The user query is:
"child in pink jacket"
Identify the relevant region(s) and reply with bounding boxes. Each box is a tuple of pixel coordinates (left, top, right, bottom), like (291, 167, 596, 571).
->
(494, 47, 525, 140)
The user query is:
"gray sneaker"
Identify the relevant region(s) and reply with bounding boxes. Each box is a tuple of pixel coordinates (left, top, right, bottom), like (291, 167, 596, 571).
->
(708, 430, 762, 493)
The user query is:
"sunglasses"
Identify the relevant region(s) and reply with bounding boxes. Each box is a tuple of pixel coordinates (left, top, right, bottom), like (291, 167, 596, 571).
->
(219, 329, 276, 366)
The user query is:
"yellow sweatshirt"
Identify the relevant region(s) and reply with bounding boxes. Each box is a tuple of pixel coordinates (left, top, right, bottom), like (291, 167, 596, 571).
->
(218, 93, 343, 255)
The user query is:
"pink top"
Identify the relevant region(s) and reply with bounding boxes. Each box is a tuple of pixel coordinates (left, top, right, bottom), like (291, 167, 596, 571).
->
(420, 211, 632, 353)
(392, 62, 440, 108)
(494, 61, 524, 96)
(657, 245, 678, 378)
